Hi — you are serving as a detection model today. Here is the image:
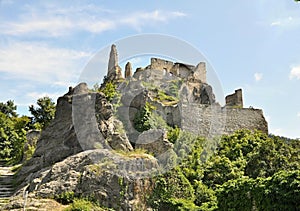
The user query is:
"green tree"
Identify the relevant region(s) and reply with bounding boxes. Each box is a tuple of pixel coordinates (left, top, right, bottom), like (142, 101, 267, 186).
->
(133, 102, 157, 132)
(148, 167, 196, 210)
(0, 100, 17, 117)
(0, 112, 28, 163)
(217, 170, 300, 211)
(29, 96, 56, 129)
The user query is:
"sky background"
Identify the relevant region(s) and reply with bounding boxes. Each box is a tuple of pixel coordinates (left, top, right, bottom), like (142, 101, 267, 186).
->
(0, 0, 299, 138)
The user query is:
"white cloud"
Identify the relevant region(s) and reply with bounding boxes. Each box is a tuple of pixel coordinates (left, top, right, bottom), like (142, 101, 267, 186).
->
(297, 112, 300, 118)
(254, 72, 263, 81)
(26, 91, 62, 101)
(0, 41, 91, 85)
(121, 10, 186, 30)
(0, 4, 186, 37)
(289, 65, 300, 80)
(270, 16, 300, 27)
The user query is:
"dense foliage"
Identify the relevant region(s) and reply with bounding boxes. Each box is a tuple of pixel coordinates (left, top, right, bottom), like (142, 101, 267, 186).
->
(0, 111, 29, 163)
(29, 96, 56, 129)
(148, 130, 300, 210)
(100, 81, 118, 102)
(0, 97, 55, 164)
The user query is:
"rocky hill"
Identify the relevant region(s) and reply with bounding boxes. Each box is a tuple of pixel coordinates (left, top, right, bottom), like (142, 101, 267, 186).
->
(1, 45, 269, 210)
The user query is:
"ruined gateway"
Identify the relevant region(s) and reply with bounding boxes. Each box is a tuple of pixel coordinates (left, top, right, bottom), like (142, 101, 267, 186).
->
(3, 45, 268, 210)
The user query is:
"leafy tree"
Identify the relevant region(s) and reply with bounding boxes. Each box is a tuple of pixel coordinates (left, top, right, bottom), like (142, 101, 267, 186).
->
(217, 170, 300, 211)
(29, 96, 56, 129)
(134, 102, 155, 132)
(194, 181, 217, 210)
(148, 167, 195, 210)
(0, 112, 28, 163)
(0, 100, 17, 117)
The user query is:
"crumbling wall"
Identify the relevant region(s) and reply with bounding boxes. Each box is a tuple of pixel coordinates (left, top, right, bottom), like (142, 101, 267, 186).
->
(150, 58, 174, 73)
(180, 102, 268, 137)
(226, 89, 243, 107)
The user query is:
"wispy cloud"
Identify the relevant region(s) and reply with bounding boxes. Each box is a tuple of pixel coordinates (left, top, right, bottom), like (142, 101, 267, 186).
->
(121, 10, 186, 30)
(289, 65, 300, 80)
(297, 112, 300, 118)
(0, 41, 91, 85)
(0, 3, 186, 37)
(254, 72, 263, 82)
(270, 16, 300, 27)
(26, 91, 62, 101)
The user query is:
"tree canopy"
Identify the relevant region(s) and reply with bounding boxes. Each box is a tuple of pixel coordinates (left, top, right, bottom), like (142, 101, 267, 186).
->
(148, 129, 300, 210)
(29, 96, 56, 129)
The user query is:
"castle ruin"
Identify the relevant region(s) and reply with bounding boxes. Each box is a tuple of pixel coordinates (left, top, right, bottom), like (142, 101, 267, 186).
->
(105, 45, 268, 137)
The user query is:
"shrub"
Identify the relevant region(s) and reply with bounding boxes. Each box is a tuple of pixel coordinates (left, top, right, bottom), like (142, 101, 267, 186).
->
(64, 198, 103, 211)
(100, 82, 118, 102)
(55, 191, 75, 205)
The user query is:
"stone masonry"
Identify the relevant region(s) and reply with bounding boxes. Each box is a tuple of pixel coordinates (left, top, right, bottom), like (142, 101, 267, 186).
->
(106, 44, 268, 136)
(226, 89, 243, 107)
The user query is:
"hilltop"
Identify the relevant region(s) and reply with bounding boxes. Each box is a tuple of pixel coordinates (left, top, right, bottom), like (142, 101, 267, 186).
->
(2, 45, 298, 211)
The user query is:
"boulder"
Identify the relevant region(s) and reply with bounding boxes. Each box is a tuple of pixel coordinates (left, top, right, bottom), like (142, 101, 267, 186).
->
(135, 129, 173, 157)
(16, 149, 157, 210)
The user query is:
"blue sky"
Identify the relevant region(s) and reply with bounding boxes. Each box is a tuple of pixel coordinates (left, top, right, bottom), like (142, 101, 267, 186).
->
(0, 0, 299, 138)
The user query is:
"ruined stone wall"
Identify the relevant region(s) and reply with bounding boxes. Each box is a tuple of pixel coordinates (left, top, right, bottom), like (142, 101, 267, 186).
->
(180, 103, 268, 137)
(226, 89, 243, 107)
(150, 58, 174, 72)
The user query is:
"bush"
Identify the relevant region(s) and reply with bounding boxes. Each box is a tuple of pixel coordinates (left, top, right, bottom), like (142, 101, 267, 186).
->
(65, 198, 103, 211)
(55, 191, 75, 205)
(167, 126, 180, 144)
(147, 167, 195, 209)
(100, 82, 118, 102)
(160, 198, 200, 211)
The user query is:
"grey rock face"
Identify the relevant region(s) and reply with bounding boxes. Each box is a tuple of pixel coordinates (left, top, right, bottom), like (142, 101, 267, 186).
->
(16, 83, 133, 186)
(135, 129, 173, 157)
(17, 150, 157, 210)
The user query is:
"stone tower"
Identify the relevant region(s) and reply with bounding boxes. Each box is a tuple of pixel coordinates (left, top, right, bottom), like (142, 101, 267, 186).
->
(125, 62, 133, 78)
(226, 89, 243, 107)
(107, 44, 123, 81)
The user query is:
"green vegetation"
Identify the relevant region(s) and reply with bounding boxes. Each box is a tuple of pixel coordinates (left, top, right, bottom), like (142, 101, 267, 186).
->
(29, 96, 56, 129)
(0, 100, 18, 117)
(141, 81, 180, 106)
(133, 102, 157, 132)
(55, 191, 76, 205)
(0, 102, 30, 164)
(0, 97, 55, 164)
(64, 198, 104, 211)
(147, 130, 300, 210)
(100, 81, 118, 102)
(55, 191, 108, 211)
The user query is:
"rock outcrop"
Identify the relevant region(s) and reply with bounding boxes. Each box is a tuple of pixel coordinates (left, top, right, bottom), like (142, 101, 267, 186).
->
(135, 129, 173, 157)
(125, 62, 133, 78)
(106, 44, 123, 81)
(15, 82, 134, 189)
(10, 150, 158, 210)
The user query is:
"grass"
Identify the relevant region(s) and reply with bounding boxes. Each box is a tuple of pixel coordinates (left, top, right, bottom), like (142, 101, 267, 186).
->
(114, 148, 154, 159)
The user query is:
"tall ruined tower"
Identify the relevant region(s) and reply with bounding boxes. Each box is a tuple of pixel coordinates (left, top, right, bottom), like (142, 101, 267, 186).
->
(107, 44, 123, 81)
